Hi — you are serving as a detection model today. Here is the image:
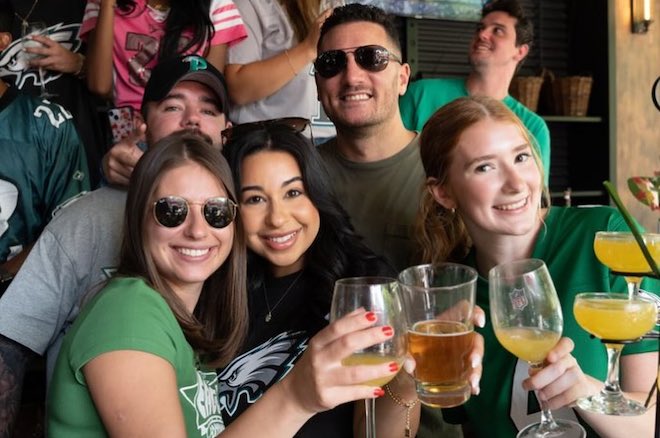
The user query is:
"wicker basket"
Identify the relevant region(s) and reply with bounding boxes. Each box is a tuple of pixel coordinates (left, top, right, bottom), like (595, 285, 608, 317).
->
(552, 76, 593, 116)
(509, 76, 544, 112)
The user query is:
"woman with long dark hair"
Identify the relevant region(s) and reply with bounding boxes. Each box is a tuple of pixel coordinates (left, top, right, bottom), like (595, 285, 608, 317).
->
(221, 120, 484, 437)
(80, 0, 246, 111)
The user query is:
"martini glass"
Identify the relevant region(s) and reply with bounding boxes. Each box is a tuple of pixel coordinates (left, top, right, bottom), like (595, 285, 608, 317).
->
(593, 232, 660, 298)
(574, 292, 657, 415)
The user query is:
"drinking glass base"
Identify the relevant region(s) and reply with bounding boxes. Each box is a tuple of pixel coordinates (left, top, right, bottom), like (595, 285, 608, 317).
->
(517, 419, 586, 438)
(576, 392, 647, 416)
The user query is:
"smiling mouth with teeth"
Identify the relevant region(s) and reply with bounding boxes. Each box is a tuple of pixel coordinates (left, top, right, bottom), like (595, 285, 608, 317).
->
(267, 231, 297, 244)
(494, 197, 528, 211)
(177, 247, 210, 257)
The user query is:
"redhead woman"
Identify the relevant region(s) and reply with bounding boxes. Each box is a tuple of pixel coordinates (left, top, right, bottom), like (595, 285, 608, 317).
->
(416, 96, 657, 438)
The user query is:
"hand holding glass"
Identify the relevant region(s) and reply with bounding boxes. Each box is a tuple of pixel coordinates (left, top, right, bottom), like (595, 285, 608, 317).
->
(398, 263, 477, 408)
(330, 277, 407, 438)
(490, 259, 585, 438)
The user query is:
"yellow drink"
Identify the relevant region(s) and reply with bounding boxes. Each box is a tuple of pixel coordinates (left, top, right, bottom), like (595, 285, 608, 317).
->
(494, 327, 561, 363)
(574, 297, 657, 340)
(342, 353, 402, 387)
(594, 234, 660, 276)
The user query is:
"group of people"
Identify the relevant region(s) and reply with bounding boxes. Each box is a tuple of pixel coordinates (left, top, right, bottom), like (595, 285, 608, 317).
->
(0, 1, 657, 437)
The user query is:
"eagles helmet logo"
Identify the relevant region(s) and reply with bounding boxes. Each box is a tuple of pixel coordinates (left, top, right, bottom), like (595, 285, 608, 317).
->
(0, 23, 81, 89)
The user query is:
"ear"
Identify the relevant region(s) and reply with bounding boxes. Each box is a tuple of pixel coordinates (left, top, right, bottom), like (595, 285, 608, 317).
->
(513, 43, 529, 63)
(0, 32, 12, 52)
(221, 120, 232, 147)
(427, 177, 456, 210)
(398, 62, 411, 96)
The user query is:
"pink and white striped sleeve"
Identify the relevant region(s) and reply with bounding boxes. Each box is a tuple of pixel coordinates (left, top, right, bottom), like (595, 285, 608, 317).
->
(209, 0, 248, 46)
(79, 0, 101, 40)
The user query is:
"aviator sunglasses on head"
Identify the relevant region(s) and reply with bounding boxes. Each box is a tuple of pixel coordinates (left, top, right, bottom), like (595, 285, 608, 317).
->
(153, 196, 237, 229)
(221, 117, 311, 143)
(314, 45, 402, 78)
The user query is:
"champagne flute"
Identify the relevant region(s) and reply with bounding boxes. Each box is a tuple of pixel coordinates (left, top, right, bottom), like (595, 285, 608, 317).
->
(489, 259, 586, 438)
(21, 22, 56, 99)
(330, 277, 407, 438)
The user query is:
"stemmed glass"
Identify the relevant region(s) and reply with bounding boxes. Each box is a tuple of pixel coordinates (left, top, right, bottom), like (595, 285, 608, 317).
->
(21, 22, 56, 99)
(593, 232, 660, 298)
(489, 259, 586, 438)
(330, 277, 407, 438)
(574, 292, 657, 415)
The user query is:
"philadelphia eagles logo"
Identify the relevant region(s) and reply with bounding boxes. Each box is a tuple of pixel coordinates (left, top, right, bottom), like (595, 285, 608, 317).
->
(0, 23, 81, 89)
(217, 331, 307, 416)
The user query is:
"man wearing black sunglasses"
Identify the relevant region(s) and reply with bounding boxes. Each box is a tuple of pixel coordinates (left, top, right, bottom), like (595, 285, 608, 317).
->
(0, 55, 232, 433)
(399, 0, 550, 183)
(314, 5, 424, 274)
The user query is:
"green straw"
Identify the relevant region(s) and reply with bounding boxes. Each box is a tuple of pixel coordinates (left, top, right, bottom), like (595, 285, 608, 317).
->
(603, 181, 660, 278)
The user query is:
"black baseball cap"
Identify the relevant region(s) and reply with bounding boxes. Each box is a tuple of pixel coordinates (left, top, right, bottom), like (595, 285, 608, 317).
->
(141, 55, 230, 115)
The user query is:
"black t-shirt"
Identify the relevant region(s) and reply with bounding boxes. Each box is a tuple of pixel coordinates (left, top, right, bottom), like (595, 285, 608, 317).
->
(217, 270, 354, 437)
(3, 0, 110, 187)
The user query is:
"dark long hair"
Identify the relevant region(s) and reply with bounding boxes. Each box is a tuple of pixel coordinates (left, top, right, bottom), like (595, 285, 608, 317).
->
(116, 0, 214, 60)
(224, 125, 391, 302)
(119, 132, 248, 367)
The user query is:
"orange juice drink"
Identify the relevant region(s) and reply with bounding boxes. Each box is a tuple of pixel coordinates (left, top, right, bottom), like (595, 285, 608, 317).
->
(342, 353, 402, 387)
(494, 327, 561, 364)
(594, 232, 660, 278)
(574, 295, 657, 340)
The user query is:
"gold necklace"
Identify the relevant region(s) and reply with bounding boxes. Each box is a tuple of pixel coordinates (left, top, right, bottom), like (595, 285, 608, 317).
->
(263, 271, 303, 322)
(15, 0, 40, 35)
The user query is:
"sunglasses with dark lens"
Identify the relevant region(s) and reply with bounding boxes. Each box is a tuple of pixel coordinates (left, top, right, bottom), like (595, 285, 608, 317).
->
(153, 196, 237, 229)
(314, 45, 402, 78)
(221, 117, 311, 143)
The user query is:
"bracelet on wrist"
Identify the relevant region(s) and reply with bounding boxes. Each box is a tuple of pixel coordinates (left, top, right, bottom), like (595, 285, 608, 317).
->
(284, 49, 297, 76)
(384, 383, 419, 438)
(74, 53, 86, 78)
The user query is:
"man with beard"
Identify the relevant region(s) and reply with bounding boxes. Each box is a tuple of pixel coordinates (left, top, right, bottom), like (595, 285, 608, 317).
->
(399, 0, 550, 178)
(0, 54, 230, 438)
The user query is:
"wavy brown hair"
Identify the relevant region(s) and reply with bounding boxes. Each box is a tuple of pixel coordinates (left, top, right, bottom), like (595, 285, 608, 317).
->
(418, 96, 548, 266)
(279, 0, 321, 43)
(118, 132, 247, 367)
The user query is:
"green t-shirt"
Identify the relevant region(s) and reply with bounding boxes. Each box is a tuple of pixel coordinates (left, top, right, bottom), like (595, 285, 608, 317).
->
(48, 277, 224, 437)
(420, 206, 659, 438)
(399, 78, 551, 183)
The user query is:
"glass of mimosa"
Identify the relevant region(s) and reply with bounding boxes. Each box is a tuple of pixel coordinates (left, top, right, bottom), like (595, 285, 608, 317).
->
(573, 292, 657, 415)
(330, 277, 407, 438)
(490, 259, 586, 438)
(593, 232, 660, 297)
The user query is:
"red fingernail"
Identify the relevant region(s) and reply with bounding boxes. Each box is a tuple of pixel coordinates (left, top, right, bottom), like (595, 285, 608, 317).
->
(373, 388, 385, 397)
(388, 362, 399, 372)
(382, 326, 393, 336)
(365, 311, 376, 322)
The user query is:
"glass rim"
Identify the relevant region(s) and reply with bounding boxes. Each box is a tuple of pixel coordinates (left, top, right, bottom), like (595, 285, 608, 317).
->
(398, 263, 478, 289)
(488, 258, 546, 280)
(595, 231, 660, 240)
(334, 276, 397, 286)
(574, 291, 657, 302)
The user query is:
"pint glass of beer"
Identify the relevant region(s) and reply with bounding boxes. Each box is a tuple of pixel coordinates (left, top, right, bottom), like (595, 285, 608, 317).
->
(398, 263, 477, 408)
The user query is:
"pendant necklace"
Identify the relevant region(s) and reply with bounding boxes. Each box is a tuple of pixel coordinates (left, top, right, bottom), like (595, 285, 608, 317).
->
(263, 271, 303, 322)
(15, 0, 40, 36)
